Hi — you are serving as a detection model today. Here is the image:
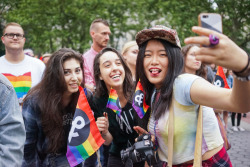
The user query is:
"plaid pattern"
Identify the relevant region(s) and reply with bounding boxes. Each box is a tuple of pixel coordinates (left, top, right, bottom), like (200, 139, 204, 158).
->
(162, 147, 232, 167)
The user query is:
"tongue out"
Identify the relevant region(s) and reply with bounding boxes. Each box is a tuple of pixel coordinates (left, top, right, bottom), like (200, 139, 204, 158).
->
(150, 69, 161, 74)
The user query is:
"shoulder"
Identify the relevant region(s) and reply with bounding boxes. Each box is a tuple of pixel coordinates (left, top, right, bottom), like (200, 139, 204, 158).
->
(0, 74, 16, 106)
(26, 56, 45, 66)
(0, 74, 13, 89)
(174, 74, 201, 105)
(83, 49, 92, 58)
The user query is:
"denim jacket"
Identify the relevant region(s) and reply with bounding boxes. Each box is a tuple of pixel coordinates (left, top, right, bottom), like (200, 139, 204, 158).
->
(0, 74, 26, 167)
(21, 92, 86, 167)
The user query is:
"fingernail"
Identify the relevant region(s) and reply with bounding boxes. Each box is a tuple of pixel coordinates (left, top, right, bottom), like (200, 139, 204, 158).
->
(184, 38, 190, 43)
(192, 26, 199, 30)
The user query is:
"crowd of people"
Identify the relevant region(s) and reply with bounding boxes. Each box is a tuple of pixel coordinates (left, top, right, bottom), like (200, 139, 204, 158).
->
(0, 19, 249, 167)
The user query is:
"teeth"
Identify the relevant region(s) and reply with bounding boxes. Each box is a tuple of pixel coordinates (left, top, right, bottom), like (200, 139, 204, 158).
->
(112, 75, 120, 79)
(150, 69, 161, 74)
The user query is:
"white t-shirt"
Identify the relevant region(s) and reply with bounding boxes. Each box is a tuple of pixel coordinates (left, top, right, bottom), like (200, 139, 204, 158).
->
(148, 73, 223, 165)
(0, 55, 45, 100)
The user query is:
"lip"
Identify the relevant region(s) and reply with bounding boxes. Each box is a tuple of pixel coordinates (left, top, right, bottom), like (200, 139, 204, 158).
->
(149, 67, 162, 77)
(69, 83, 78, 89)
(110, 73, 121, 81)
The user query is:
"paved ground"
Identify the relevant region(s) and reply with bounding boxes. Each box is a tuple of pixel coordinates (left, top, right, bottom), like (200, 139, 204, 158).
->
(226, 113, 250, 167)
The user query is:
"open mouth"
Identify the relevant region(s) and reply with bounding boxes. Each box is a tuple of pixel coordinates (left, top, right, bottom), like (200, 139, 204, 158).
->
(111, 74, 121, 79)
(70, 83, 78, 88)
(149, 68, 162, 74)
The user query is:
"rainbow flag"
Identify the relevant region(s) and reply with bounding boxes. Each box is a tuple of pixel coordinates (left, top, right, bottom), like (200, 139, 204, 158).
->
(132, 80, 149, 119)
(213, 66, 229, 89)
(106, 88, 122, 117)
(2, 72, 32, 99)
(66, 87, 105, 167)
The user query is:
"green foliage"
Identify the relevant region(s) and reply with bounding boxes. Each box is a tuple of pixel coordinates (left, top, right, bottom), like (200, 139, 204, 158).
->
(1, 0, 249, 55)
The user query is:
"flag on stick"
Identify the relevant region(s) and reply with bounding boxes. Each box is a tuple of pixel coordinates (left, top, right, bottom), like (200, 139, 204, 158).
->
(66, 87, 105, 167)
(214, 66, 229, 89)
(132, 80, 149, 119)
(106, 88, 122, 117)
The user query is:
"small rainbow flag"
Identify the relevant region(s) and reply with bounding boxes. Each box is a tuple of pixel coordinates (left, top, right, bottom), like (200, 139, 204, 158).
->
(214, 66, 229, 89)
(132, 80, 149, 119)
(2, 72, 32, 99)
(106, 88, 122, 117)
(66, 87, 105, 167)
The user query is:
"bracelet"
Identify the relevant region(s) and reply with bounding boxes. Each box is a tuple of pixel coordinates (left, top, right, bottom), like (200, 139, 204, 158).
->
(233, 53, 250, 81)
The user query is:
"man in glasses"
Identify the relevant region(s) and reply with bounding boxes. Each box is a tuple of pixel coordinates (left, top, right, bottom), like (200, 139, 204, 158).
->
(0, 22, 45, 105)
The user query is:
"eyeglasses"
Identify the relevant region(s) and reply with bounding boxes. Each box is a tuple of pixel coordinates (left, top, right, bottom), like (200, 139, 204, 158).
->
(3, 33, 25, 39)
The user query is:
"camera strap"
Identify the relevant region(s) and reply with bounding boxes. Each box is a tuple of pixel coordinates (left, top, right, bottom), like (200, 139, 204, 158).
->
(167, 100, 203, 167)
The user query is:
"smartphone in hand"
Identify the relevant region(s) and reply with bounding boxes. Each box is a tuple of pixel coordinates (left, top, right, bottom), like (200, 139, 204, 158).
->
(198, 13, 222, 33)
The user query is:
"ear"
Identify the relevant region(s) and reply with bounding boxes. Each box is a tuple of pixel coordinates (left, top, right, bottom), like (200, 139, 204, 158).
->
(99, 75, 103, 80)
(1, 36, 5, 44)
(90, 31, 95, 38)
(123, 53, 127, 61)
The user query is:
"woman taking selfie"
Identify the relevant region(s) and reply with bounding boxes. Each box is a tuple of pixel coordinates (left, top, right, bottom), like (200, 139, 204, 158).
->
(22, 48, 84, 166)
(91, 47, 144, 167)
(134, 25, 249, 167)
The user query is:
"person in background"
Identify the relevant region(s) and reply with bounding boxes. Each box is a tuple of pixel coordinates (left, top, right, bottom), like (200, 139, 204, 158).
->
(83, 18, 111, 93)
(121, 41, 139, 80)
(0, 22, 45, 105)
(0, 73, 25, 167)
(42, 53, 52, 65)
(83, 18, 111, 167)
(22, 48, 86, 166)
(24, 48, 34, 57)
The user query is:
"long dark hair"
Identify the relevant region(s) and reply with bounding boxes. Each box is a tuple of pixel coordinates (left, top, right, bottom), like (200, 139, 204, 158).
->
(24, 48, 83, 153)
(136, 39, 183, 120)
(181, 44, 207, 79)
(94, 47, 134, 99)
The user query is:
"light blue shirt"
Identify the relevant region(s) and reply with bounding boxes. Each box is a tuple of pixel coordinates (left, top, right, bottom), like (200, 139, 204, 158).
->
(0, 74, 25, 167)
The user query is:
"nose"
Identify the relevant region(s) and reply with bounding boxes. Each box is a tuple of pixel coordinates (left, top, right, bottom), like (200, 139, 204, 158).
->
(13, 34, 18, 39)
(111, 63, 119, 71)
(71, 73, 78, 81)
(106, 34, 109, 40)
(151, 55, 159, 65)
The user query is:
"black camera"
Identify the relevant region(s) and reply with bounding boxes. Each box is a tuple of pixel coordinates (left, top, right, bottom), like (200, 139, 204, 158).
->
(120, 134, 158, 166)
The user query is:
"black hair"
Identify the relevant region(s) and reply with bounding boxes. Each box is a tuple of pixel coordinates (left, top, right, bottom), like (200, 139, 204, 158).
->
(136, 39, 184, 119)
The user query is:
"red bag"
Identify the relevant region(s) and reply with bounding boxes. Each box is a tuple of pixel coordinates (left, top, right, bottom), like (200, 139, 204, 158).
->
(215, 113, 231, 150)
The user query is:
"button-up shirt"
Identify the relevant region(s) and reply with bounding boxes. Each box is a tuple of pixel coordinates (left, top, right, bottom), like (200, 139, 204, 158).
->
(83, 46, 98, 86)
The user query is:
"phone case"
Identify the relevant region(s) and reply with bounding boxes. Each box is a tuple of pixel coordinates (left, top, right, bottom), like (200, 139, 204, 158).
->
(198, 13, 222, 33)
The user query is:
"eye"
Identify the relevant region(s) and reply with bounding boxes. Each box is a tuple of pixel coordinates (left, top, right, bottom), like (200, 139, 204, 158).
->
(144, 54, 151, 57)
(160, 53, 167, 57)
(75, 68, 82, 73)
(116, 60, 122, 65)
(64, 70, 70, 75)
(105, 64, 110, 67)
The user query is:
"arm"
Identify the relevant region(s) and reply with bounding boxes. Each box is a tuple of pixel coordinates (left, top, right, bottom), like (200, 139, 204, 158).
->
(22, 100, 39, 166)
(190, 78, 250, 113)
(184, 27, 250, 113)
(0, 79, 26, 167)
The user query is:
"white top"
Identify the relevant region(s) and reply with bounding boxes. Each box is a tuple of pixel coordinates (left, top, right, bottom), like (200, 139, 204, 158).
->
(0, 55, 45, 99)
(148, 73, 223, 164)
